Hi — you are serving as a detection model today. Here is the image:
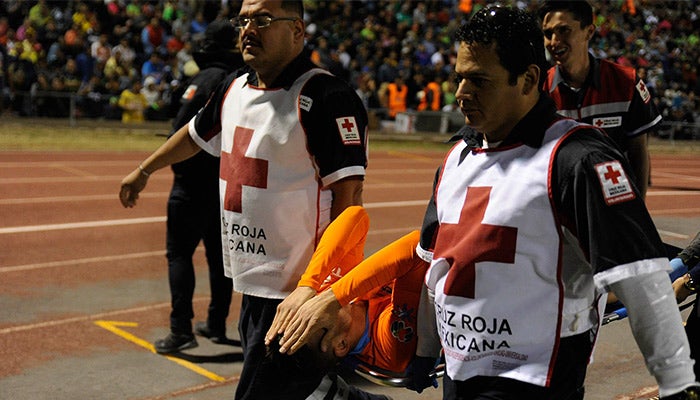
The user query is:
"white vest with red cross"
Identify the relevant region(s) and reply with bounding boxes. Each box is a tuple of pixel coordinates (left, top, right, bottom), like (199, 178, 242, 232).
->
(215, 68, 332, 299)
(425, 119, 579, 387)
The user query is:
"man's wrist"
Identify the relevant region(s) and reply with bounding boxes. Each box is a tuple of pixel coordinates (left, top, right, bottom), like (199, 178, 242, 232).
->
(683, 273, 697, 292)
(138, 164, 151, 177)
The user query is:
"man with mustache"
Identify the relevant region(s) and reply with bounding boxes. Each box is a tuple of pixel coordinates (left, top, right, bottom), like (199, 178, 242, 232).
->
(119, 1, 368, 398)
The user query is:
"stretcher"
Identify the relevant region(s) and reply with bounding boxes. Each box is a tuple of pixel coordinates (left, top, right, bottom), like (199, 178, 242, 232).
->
(603, 244, 692, 325)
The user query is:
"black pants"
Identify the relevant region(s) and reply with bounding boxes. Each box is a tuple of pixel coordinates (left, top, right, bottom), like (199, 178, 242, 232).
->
(685, 300, 700, 381)
(166, 177, 232, 335)
(443, 331, 591, 400)
(235, 294, 282, 400)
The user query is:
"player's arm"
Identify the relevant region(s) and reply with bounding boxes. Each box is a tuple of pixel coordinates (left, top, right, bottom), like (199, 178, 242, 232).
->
(280, 231, 424, 355)
(119, 125, 201, 208)
(265, 206, 369, 346)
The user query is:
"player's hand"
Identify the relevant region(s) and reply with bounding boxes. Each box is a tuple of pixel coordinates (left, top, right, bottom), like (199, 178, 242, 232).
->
(119, 168, 148, 208)
(277, 289, 342, 354)
(265, 286, 316, 346)
(405, 356, 440, 393)
(672, 274, 693, 304)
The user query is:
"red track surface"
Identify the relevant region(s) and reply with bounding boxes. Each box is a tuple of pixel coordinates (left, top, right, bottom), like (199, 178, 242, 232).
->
(1, 149, 699, 399)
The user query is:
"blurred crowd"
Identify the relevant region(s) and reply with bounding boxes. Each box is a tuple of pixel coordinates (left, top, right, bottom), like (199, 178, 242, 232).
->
(0, 0, 698, 136)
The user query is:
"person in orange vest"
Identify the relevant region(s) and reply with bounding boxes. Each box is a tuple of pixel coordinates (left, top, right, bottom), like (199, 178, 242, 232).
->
(459, 0, 473, 16)
(387, 75, 408, 119)
(418, 72, 442, 111)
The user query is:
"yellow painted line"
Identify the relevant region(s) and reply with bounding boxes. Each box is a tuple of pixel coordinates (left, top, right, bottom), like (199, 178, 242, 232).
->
(94, 320, 226, 382)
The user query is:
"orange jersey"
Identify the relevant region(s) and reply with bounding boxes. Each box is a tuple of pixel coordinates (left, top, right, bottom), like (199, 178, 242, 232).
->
(297, 206, 369, 292)
(298, 207, 428, 374)
(350, 231, 428, 373)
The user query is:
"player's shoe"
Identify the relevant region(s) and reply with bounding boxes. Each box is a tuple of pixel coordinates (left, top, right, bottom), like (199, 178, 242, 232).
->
(154, 333, 198, 354)
(194, 321, 228, 344)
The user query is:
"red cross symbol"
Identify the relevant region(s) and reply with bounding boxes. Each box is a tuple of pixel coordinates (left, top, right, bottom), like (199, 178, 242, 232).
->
(220, 127, 268, 213)
(595, 119, 605, 127)
(603, 165, 621, 184)
(433, 186, 517, 298)
(340, 118, 355, 132)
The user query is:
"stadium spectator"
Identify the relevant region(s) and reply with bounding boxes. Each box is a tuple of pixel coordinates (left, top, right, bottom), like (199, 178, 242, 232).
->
(188, 11, 207, 42)
(28, 0, 50, 30)
(141, 75, 167, 121)
(111, 37, 136, 67)
(0, 0, 698, 131)
(117, 79, 147, 123)
(141, 51, 164, 83)
(141, 17, 166, 56)
(91, 33, 111, 66)
(417, 71, 442, 112)
(387, 74, 408, 119)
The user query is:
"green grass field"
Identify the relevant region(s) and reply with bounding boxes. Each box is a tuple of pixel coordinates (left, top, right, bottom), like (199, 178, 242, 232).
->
(1, 117, 696, 154)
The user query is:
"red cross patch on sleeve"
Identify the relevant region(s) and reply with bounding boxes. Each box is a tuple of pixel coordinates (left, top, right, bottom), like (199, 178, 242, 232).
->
(594, 160, 636, 205)
(336, 116, 361, 145)
(636, 80, 651, 104)
(182, 84, 198, 101)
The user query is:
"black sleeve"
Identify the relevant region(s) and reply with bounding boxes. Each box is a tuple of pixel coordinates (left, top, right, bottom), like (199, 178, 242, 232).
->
(192, 71, 242, 142)
(300, 73, 368, 180)
(419, 166, 441, 257)
(171, 67, 229, 134)
(681, 232, 700, 269)
(552, 128, 666, 273)
(624, 75, 662, 137)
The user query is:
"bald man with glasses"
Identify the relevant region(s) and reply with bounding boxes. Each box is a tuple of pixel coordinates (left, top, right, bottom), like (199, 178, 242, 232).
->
(119, 1, 370, 398)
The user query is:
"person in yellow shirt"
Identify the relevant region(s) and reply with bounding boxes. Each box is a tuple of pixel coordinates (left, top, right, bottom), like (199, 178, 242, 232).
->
(118, 80, 148, 123)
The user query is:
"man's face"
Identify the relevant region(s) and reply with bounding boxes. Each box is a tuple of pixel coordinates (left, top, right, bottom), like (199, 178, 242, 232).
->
(541, 11, 593, 72)
(237, 0, 300, 74)
(454, 42, 525, 143)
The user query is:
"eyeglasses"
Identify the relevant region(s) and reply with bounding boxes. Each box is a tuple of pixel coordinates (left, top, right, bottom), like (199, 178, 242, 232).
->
(230, 15, 298, 30)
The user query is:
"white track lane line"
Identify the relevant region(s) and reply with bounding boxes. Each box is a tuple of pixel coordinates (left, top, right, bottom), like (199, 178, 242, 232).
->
(0, 200, 430, 234)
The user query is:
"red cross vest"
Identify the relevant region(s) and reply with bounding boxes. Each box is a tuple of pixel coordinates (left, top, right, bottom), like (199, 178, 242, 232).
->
(425, 119, 580, 387)
(216, 68, 332, 299)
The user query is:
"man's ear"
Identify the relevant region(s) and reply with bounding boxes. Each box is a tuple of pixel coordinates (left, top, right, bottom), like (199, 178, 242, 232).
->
(584, 24, 596, 41)
(332, 336, 351, 358)
(522, 64, 541, 95)
(293, 19, 305, 40)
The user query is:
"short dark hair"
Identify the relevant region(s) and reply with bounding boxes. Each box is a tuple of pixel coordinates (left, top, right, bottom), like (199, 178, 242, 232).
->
(240, 338, 335, 400)
(281, 0, 304, 18)
(456, 6, 546, 86)
(538, 0, 594, 27)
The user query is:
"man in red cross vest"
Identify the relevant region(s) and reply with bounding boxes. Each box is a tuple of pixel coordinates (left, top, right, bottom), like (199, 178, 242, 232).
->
(415, 6, 698, 400)
(119, 1, 369, 399)
(539, 0, 661, 198)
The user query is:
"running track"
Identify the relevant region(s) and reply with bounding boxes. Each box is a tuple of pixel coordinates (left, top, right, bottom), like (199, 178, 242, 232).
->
(1, 149, 699, 400)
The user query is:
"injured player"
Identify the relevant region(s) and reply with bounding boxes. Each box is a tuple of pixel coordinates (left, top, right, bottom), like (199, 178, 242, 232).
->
(241, 206, 441, 399)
